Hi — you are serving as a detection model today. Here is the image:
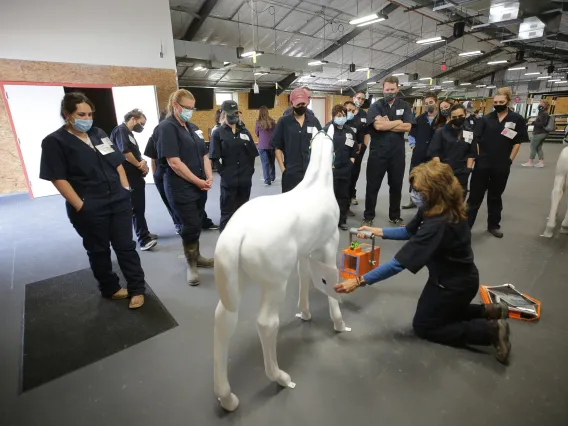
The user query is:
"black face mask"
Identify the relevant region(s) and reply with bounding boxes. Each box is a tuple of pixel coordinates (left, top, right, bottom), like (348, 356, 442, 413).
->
(452, 117, 466, 127)
(226, 114, 239, 125)
(494, 104, 508, 113)
(293, 106, 307, 116)
(133, 123, 144, 133)
(440, 109, 450, 117)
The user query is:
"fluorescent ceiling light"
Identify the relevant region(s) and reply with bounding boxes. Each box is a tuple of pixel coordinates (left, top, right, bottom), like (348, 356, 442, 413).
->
(508, 66, 526, 71)
(486, 85, 497, 88)
(392, 73, 408, 76)
(487, 60, 508, 65)
(416, 36, 444, 45)
(193, 66, 206, 71)
(476, 84, 487, 88)
(460, 82, 472, 86)
(459, 50, 484, 57)
(548, 79, 561, 82)
(442, 80, 454, 84)
(349, 14, 378, 25)
(357, 18, 385, 27)
(554, 80, 567, 84)
(241, 51, 263, 58)
(537, 76, 552, 79)
(432, 3, 455, 11)
(356, 67, 374, 72)
(557, 67, 568, 71)
(308, 60, 328, 66)
(337, 78, 352, 82)
(254, 72, 268, 76)
(419, 77, 432, 81)
(525, 72, 541, 76)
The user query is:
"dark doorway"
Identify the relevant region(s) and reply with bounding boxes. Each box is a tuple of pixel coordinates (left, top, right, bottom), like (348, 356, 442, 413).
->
(63, 87, 118, 135)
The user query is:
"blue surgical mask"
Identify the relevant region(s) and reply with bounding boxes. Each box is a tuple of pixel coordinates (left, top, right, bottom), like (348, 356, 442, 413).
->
(347, 112, 355, 121)
(334, 117, 347, 126)
(179, 108, 193, 122)
(72, 118, 93, 133)
(410, 189, 425, 209)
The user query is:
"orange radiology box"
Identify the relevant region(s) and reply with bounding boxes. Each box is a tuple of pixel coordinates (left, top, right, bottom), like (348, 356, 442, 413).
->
(340, 228, 381, 280)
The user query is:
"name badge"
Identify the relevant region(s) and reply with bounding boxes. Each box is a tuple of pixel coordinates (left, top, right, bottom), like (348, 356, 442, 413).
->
(95, 143, 114, 155)
(239, 133, 250, 141)
(360, 118, 367, 123)
(101, 137, 113, 146)
(462, 130, 474, 144)
(469, 120, 474, 126)
(501, 128, 517, 139)
(396, 109, 404, 116)
(345, 139, 355, 148)
(195, 129, 205, 139)
(128, 135, 137, 145)
(504, 122, 516, 130)
(307, 126, 314, 134)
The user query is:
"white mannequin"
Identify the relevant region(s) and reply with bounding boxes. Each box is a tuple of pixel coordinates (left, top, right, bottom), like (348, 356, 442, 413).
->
(212, 126, 348, 411)
(542, 146, 568, 237)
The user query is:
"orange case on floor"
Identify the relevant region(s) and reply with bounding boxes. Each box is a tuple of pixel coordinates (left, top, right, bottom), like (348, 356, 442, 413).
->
(479, 285, 541, 322)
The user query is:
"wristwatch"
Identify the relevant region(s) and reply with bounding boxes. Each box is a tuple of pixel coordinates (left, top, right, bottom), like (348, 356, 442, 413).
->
(357, 276, 367, 287)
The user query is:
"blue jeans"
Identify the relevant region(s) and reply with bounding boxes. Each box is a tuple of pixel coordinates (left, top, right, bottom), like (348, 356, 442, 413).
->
(258, 149, 276, 184)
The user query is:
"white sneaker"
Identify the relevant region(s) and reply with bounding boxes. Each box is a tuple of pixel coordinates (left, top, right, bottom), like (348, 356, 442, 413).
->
(521, 162, 534, 167)
(534, 163, 544, 168)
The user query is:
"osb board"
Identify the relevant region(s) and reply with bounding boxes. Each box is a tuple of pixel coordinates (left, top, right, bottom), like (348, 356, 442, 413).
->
(0, 59, 177, 195)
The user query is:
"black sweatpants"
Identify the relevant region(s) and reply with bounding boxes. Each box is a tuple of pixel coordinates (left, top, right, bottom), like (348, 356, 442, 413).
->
(129, 174, 150, 244)
(349, 144, 367, 199)
(364, 149, 405, 221)
(467, 167, 511, 230)
(282, 170, 304, 193)
(412, 280, 494, 347)
(164, 171, 206, 244)
(67, 191, 146, 297)
(154, 166, 181, 226)
(455, 172, 470, 198)
(220, 182, 252, 231)
(333, 168, 351, 225)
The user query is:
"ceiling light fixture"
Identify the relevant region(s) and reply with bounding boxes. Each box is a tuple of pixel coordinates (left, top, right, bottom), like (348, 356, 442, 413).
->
(241, 51, 263, 58)
(193, 66, 206, 71)
(308, 60, 329, 66)
(508, 66, 526, 71)
(254, 72, 268, 76)
(537, 76, 552, 79)
(349, 14, 379, 25)
(337, 78, 352, 82)
(476, 84, 487, 88)
(419, 77, 432, 81)
(554, 80, 568, 84)
(460, 82, 472, 86)
(525, 72, 541, 76)
(486, 85, 497, 89)
(548, 79, 561, 82)
(392, 72, 408, 76)
(459, 50, 485, 57)
(356, 67, 374, 72)
(416, 36, 444, 45)
(357, 18, 385, 27)
(487, 60, 508, 65)
(442, 80, 454, 84)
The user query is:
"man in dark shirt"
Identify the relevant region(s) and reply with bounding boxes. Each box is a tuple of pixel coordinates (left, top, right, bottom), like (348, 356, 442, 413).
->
(363, 75, 414, 226)
(271, 88, 322, 192)
(522, 99, 550, 168)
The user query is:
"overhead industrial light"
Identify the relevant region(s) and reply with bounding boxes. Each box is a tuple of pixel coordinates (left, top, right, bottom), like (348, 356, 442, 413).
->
(486, 85, 497, 89)
(416, 36, 445, 45)
(554, 80, 568, 84)
(357, 18, 385, 27)
(254, 72, 268, 76)
(241, 50, 263, 58)
(525, 72, 541, 76)
(441, 80, 454, 84)
(459, 50, 484, 57)
(460, 82, 472, 86)
(337, 78, 352, 82)
(508, 66, 526, 71)
(487, 60, 509, 65)
(193, 65, 206, 71)
(419, 77, 432, 81)
(432, 2, 456, 12)
(356, 67, 375, 72)
(392, 72, 408, 76)
(548, 79, 562, 82)
(537, 76, 552, 80)
(308, 60, 329, 66)
(349, 14, 379, 25)
(476, 84, 487, 88)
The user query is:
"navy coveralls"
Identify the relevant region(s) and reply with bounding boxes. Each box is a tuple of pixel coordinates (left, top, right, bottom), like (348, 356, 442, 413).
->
(428, 123, 477, 193)
(467, 110, 529, 229)
(407, 112, 438, 192)
(271, 113, 322, 193)
(110, 123, 150, 244)
(365, 98, 415, 221)
(323, 122, 358, 225)
(347, 108, 368, 200)
(395, 211, 492, 346)
(157, 116, 208, 244)
(40, 126, 146, 297)
(209, 123, 258, 231)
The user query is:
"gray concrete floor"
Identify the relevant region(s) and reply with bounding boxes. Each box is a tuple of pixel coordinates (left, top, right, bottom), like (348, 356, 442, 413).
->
(1, 144, 567, 426)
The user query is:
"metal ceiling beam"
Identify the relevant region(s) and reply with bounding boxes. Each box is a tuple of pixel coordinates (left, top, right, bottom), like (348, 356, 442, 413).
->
(353, 35, 458, 91)
(182, 0, 221, 41)
(433, 48, 505, 79)
(276, 72, 297, 94)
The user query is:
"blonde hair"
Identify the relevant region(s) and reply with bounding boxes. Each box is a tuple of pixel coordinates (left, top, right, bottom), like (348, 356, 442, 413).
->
(495, 87, 512, 103)
(167, 89, 195, 117)
(410, 161, 467, 223)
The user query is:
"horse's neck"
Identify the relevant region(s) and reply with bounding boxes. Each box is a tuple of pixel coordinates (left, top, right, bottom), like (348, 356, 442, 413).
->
(296, 139, 333, 190)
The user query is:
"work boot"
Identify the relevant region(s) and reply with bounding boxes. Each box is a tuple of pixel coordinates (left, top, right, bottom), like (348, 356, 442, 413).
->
(351, 198, 358, 205)
(488, 228, 504, 238)
(491, 319, 511, 365)
(402, 200, 416, 209)
(484, 301, 509, 319)
(183, 241, 200, 286)
(197, 241, 214, 268)
(361, 219, 373, 227)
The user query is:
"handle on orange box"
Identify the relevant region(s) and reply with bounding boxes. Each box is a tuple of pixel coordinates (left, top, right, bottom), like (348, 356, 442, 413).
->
(349, 228, 373, 239)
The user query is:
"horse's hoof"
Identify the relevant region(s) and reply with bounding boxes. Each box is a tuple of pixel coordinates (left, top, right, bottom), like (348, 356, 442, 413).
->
(275, 370, 293, 387)
(219, 393, 239, 412)
(295, 312, 312, 321)
(560, 226, 568, 234)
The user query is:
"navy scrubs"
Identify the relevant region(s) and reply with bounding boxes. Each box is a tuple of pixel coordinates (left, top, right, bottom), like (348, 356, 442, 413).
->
(365, 98, 415, 221)
(270, 113, 322, 192)
(467, 110, 529, 229)
(156, 116, 208, 244)
(407, 112, 438, 191)
(395, 210, 492, 346)
(209, 123, 258, 231)
(347, 108, 368, 200)
(323, 122, 358, 225)
(40, 126, 146, 297)
(110, 123, 150, 244)
(428, 123, 477, 193)
(144, 126, 181, 227)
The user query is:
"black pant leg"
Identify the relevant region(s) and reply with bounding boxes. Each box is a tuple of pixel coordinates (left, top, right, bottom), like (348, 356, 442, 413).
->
(364, 154, 388, 221)
(412, 281, 494, 347)
(236, 182, 252, 211)
(164, 173, 202, 244)
(282, 171, 303, 193)
(333, 171, 351, 224)
(130, 176, 150, 243)
(267, 150, 276, 182)
(219, 183, 237, 232)
(67, 200, 121, 297)
(387, 150, 405, 220)
(154, 169, 181, 226)
(455, 172, 470, 199)
(201, 191, 215, 228)
(486, 167, 511, 230)
(350, 144, 366, 199)
(109, 195, 146, 296)
(467, 168, 490, 228)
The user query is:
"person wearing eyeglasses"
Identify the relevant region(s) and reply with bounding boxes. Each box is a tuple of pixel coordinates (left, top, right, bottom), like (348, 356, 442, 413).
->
(156, 89, 214, 286)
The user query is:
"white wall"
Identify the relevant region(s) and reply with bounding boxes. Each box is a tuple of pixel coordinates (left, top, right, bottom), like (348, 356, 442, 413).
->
(0, 0, 176, 70)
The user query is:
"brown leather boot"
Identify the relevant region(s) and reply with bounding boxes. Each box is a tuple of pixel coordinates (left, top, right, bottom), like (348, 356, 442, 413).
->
(484, 301, 509, 319)
(491, 319, 511, 365)
(183, 241, 200, 286)
(197, 241, 214, 268)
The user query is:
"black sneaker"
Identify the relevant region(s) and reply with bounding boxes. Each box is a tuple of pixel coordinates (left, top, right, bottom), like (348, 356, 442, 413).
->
(492, 319, 511, 365)
(488, 228, 504, 238)
(361, 219, 373, 227)
(140, 238, 157, 251)
(402, 201, 416, 209)
(204, 223, 220, 230)
(389, 218, 404, 226)
(339, 223, 348, 231)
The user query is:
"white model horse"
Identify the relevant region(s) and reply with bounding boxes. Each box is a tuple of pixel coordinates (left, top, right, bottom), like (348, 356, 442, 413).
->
(212, 126, 348, 411)
(543, 146, 568, 237)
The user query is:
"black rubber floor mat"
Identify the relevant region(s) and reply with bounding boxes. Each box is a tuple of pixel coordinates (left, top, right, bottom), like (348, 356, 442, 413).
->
(21, 263, 178, 392)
